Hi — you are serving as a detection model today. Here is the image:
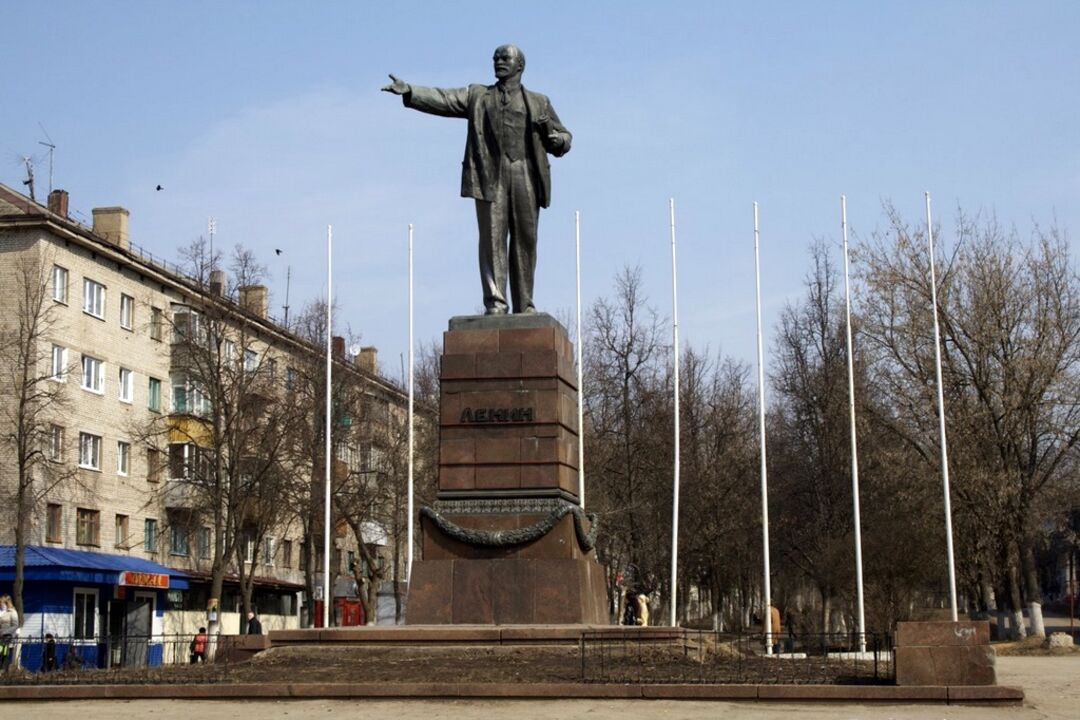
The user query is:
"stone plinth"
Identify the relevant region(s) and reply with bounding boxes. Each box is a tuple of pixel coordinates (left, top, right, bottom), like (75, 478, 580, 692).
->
(895, 620, 997, 686)
(408, 314, 608, 625)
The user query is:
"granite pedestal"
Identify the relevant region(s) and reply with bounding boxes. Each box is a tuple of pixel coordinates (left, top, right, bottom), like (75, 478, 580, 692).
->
(408, 313, 609, 625)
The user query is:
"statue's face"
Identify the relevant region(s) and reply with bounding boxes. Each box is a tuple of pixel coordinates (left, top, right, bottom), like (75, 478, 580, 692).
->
(493, 46, 522, 80)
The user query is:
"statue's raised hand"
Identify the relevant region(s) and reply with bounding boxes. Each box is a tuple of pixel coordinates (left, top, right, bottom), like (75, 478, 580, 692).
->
(382, 74, 410, 95)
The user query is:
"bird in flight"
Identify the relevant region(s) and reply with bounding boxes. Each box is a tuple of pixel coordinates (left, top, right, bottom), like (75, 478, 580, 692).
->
(275, 249, 283, 256)
(156, 184, 164, 191)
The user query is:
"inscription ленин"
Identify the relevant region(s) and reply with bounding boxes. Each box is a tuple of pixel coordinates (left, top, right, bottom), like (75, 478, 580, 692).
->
(460, 407, 534, 423)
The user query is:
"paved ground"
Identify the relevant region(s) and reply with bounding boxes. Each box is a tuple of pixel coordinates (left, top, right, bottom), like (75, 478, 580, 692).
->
(8, 656, 1079, 719)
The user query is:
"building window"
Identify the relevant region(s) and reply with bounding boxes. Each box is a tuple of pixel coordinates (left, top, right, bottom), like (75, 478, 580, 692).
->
(144, 518, 158, 552)
(150, 307, 163, 341)
(51, 345, 67, 381)
(224, 340, 236, 366)
(148, 377, 161, 412)
(47, 424, 64, 461)
(147, 448, 164, 483)
(76, 508, 101, 546)
(285, 367, 297, 392)
(197, 527, 211, 560)
(118, 367, 133, 402)
(244, 349, 258, 374)
(244, 535, 256, 564)
(46, 503, 62, 542)
(267, 358, 277, 383)
(170, 525, 189, 556)
(81, 355, 104, 393)
(169, 443, 204, 480)
(115, 514, 129, 548)
(281, 539, 293, 568)
(299, 546, 307, 571)
(73, 589, 97, 639)
(347, 551, 356, 574)
(52, 265, 69, 303)
(82, 278, 105, 319)
(117, 441, 131, 475)
(120, 293, 134, 330)
(79, 432, 102, 470)
(264, 537, 275, 567)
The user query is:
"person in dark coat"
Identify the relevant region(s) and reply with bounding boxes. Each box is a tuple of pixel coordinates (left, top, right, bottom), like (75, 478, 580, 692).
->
(246, 611, 263, 635)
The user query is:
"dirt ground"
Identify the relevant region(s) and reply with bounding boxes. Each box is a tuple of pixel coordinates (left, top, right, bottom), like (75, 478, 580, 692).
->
(6, 656, 1080, 720)
(1, 642, 886, 686)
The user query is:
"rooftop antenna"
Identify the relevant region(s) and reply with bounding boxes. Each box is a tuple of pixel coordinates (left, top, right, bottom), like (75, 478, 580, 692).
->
(21, 156, 36, 202)
(283, 265, 292, 328)
(207, 217, 217, 279)
(38, 123, 56, 194)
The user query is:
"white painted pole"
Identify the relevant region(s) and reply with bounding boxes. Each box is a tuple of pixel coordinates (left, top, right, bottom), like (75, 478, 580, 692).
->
(926, 192, 959, 622)
(323, 224, 333, 629)
(575, 211, 585, 509)
(754, 202, 774, 654)
(407, 224, 415, 588)
(841, 196, 867, 653)
(669, 198, 681, 628)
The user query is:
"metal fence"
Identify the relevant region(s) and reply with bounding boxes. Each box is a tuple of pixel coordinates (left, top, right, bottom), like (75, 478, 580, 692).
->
(580, 630, 894, 685)
(0, 632, 235, 681)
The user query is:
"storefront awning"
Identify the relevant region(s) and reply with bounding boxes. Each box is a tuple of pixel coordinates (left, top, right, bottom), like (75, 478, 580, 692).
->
(0, 545, 189, 590)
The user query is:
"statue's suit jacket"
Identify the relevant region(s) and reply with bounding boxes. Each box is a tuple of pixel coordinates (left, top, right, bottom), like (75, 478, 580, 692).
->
(403, 84, 572, 209)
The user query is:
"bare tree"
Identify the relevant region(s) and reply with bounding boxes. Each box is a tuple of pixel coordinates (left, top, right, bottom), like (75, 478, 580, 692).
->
(859, 207, 1080, 637)
(146, 240, 296, 634)
(0, 254, 78, 621)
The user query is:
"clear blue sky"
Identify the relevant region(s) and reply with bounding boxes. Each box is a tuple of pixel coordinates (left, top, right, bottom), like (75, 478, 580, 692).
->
(3, 1, 1077, 377)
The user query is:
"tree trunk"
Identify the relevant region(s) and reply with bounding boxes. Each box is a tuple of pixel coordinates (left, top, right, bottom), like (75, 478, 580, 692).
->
(1006, 553, 1026, 640)
(1022, 544, 1045, 637)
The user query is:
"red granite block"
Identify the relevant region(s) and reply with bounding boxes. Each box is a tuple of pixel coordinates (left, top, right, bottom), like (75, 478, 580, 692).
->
(476, 351, 522, 378)
(440, 393, 462, 424)
(444, 329, 499, 354)
(558, 354, 578, 387)
(499, 327, 557, 352)
(947, 686, 1024, 704)
(452, 560, 494, 623)
(440, 353, 476, 380)
(558, 464, 580, 495)
(439, 438, 475, 465)
(520, 436, 558, 463)
(521, 349, 559, 378)
(895, 620, 990, 647)
(475, 437, 521, 464)
(895, 645, 997, 686)
(475, 464, 521, 490)
(440, 465, 475, 490)
(533, 559, 582, 623)
(520, 464, 558, 489)
(441, 378, 559, 394)
(406, 560, 453, 624)
(491, 558, 537, 623)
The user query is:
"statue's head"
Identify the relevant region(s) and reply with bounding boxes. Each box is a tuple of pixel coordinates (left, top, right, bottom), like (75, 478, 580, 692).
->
(493, 45, 525, 80)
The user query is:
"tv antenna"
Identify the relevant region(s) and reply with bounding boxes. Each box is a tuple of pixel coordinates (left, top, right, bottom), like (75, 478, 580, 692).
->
(21, 156, 36, 201)
(38, 123, 56, 194)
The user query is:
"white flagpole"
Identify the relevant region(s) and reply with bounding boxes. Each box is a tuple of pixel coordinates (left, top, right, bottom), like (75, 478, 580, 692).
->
(754, 202, 774, 654)
(575, 211, 585, 509)
(926, 192, 959, 622)
(323, 224, 333, 629)
(669, 198, 681, 628)
(407, 223, 415, 589)
(841, 196, 867, 652)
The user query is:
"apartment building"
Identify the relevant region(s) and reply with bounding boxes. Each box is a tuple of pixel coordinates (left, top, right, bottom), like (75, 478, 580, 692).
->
(0, 183, 410, 661)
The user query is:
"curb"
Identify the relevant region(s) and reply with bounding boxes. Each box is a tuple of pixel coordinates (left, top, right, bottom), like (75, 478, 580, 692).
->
(0, 682, 1024, 704)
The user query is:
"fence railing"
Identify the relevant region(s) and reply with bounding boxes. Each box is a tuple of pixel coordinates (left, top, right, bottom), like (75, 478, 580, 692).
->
(580, 630, 895, 685)
(0, 632, 235, 680)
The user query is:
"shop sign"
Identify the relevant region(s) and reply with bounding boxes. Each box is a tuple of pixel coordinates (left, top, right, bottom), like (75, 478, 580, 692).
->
(118, 570, 169, 588)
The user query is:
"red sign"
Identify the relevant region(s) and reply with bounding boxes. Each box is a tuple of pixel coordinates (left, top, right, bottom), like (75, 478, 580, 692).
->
(118, 571, 169, 589)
